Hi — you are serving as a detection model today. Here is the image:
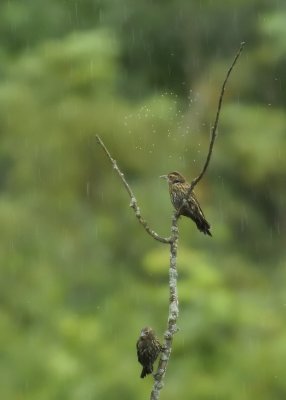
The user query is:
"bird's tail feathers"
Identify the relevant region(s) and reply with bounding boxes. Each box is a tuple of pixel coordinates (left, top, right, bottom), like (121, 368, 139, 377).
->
(183, 208, 212, 236)
(196, 215, 212, 236)
(140, 365, 153, 378)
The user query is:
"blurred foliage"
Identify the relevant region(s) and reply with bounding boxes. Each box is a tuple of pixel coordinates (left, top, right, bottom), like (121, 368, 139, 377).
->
(0, 0, 285, 399)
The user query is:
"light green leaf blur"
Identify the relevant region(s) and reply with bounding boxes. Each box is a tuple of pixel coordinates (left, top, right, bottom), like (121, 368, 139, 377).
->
(0, 1, 285, 399)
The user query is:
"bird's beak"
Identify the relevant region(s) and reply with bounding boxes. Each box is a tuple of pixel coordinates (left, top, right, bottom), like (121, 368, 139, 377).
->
(160, 175, 168, 180)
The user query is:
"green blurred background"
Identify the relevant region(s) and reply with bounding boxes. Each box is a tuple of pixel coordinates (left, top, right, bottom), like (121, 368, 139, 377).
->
(0, 1, 285, 399)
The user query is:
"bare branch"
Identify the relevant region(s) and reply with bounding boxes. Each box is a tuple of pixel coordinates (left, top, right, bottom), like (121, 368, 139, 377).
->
(150, 213, 179, 400)
(190, 41, 245, 192)
(149, 44, 244, 398)
(96, 135, 171, 244)
(97, 43, 243, 400)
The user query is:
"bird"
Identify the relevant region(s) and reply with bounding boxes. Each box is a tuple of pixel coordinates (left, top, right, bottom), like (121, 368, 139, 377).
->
(160, 171, 212, 236)
(136, 326, 162, 379)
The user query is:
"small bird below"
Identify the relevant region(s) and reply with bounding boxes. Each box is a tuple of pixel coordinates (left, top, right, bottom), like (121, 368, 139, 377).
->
(160, 171, 212, 236)
(136, 326, 162, 379)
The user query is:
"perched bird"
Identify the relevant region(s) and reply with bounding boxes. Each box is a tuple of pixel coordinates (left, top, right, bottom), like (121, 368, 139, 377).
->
(136, 326, 161, 379)
(160, 171, 212, 236)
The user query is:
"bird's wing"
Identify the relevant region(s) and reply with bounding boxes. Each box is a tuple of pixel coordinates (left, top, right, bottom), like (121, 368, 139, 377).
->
(188, 191, 206, 217)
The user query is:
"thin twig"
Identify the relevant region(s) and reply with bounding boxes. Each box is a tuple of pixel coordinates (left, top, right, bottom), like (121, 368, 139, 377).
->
(96, 135, 171, 244)
(150, 213, 179, 400)
(189, 41, 245, 193)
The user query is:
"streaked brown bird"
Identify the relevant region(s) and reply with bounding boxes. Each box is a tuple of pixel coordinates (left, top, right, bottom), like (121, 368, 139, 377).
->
(136, 326, 161, 379)
(160, 171, 212, 236)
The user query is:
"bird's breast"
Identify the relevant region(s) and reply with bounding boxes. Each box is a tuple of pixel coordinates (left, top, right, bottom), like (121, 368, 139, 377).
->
(169, 186, 183, 209)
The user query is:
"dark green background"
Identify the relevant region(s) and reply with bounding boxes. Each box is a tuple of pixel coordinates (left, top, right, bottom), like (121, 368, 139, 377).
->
(0, 1, 285, 399)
